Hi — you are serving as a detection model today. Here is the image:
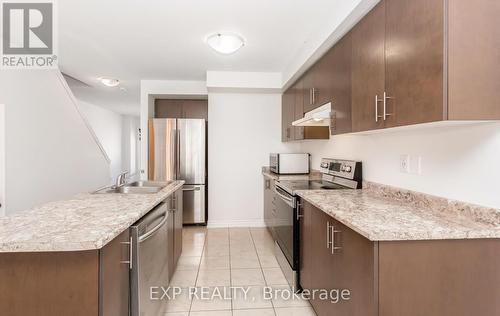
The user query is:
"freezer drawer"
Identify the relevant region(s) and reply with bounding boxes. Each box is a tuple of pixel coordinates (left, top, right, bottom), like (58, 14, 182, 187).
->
(182, 184, 206, 224)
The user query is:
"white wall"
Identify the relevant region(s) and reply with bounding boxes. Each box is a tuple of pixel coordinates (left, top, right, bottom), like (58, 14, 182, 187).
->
(0, 70, 110, 215)
(208, 92, 299, 227)
(122, 115, 141, 180)
(0, 104, 5, 216)
(78, 100, 123, 180)
(299, 122, 500, 209)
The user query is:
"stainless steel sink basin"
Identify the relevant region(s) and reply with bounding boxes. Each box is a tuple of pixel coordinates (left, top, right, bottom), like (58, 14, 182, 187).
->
(126, 180, 170, 188)
(93, 181, 171, 194)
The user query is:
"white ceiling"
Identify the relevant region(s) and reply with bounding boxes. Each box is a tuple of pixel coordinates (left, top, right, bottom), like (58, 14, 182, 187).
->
(59, 0, 367, 115)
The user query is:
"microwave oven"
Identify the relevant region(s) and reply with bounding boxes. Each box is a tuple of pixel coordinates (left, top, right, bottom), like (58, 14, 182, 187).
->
(269, 153, 310, 174)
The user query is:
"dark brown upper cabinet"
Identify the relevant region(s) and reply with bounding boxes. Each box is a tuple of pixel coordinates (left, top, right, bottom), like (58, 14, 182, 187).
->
(351, 0, 500, 133)
(313, 53, 334, 108)
(293, 80, 305, 140)
(302, 57, 333, 113)
(329, 32, 353, 135)
(447, 0, 500, 120)
(181, 100, 208, 120)
(351, 0, 388, 132)
(385, 0, 445, 127)
(155, 99, 208, 120)
(285, 0, 500, 139)
(282, 78, 329, 142)
(281, 88, 295, 142)
(302, 70, 316, 113)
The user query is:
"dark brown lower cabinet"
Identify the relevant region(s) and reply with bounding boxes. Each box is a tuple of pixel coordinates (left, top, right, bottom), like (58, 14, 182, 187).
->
(263, 176, 276, 238)
(166, 187, 184, 277)
(0, 230, 130, 316)
(301, 201, 376, 316)
(99, 230, 131, 316)
(300, 201, 500, 316)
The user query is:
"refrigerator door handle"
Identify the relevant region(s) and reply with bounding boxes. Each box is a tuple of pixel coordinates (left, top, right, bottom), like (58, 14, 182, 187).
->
(182, 187, 201, 192)
(176, 127, 180, 180)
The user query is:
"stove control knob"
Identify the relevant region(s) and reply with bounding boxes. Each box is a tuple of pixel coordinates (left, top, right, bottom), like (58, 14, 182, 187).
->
(344, 166, 352, 173)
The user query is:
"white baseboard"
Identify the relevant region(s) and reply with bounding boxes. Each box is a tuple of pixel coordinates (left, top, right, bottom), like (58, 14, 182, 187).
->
(207, 219, 266, 228)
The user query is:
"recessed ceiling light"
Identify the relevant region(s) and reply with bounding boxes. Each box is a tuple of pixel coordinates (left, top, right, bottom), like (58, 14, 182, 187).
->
(205, 32, 245, 54)
(99, 77, 120, 87)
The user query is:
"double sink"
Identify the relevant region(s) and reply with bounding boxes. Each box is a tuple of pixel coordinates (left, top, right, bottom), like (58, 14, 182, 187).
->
(93, 180, 172, 194)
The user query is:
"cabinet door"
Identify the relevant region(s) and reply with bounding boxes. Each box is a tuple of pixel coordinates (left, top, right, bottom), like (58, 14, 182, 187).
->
(351, 0, 386, 132)
(263, 177, 272, 230)
(330, 32, 352, 135)
(100, 230, 130, 316)
(299, 199, 312, 290)
(385, 0, 445, 126)
(182, 99, 208, 120)
(314, 53, 333, 107)
(302, 70, 316, 112)
(281, 90, 294, 142)
(155, 99, 183, 118)
(293, 80, 305, 140)
(308, 203, 335, 316)
(329, 219, 377, 316)
(173, 189, 183, 266)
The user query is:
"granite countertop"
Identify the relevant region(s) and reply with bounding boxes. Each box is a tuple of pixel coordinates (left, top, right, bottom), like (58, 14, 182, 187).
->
(0, 180, 184, 252)
(262, 167, 322, 181)
(295, 182, 500, 241)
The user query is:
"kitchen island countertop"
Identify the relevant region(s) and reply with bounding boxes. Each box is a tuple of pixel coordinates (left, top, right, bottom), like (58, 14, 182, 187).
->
(0, 180, 184, 252)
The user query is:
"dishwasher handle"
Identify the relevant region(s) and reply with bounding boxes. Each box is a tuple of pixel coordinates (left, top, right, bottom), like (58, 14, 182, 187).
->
(138, 212, 168, 243)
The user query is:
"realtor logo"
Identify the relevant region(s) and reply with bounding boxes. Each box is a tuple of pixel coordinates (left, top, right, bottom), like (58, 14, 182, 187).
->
(1, 0, 57, 68)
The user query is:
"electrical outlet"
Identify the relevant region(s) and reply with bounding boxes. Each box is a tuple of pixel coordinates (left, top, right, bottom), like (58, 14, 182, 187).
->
(400, 154, 410, 173)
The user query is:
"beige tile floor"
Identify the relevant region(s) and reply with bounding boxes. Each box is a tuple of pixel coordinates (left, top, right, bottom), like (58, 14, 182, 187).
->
(164, 226, 317, 316)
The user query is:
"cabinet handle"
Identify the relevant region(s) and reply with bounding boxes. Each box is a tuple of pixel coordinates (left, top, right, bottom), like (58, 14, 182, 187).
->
(265, 179, 270, 189)
(375, 95, 383, 122)
(326, 221, 332, 249)
(296, 202, 304, 221)
(120, 237, 133, 270)
(330, 111, 336, 135)
(383, 91, 394, 120)
(171, 195, 177, 212)
(330, 225, 342, 255)
(312, 88, 315, 105)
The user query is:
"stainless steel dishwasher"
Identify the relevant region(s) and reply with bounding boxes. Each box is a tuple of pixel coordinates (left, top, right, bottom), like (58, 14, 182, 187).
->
(131, 201, 173, 316)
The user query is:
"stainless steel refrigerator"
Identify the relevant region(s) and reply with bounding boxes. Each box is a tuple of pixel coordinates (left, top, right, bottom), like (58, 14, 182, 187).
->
(148, 118, 206, 224)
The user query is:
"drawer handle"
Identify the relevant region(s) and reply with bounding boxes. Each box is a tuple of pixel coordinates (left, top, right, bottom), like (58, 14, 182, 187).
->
(326, 222, 332, 249)
(330, 225, 342, 255)
(120, 237, 133, 270)
(375, 95, 383, 122)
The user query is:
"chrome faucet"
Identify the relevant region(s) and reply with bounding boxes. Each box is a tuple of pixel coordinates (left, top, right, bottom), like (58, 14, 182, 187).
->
(115, 171, 129, 188)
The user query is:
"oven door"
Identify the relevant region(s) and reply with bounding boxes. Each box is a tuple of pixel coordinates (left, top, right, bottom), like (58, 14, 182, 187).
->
(273, 185, 296, 269)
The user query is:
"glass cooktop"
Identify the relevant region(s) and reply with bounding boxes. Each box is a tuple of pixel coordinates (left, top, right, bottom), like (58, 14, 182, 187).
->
(276, 180, 348, 195)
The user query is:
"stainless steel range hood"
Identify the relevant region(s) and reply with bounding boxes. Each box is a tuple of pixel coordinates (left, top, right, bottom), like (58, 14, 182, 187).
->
(292, 102, 331, 127)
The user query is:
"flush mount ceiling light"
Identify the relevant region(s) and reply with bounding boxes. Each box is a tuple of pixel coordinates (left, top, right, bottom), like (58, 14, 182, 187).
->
(99, 77, 120, 87)
(206, 32, 245, 54)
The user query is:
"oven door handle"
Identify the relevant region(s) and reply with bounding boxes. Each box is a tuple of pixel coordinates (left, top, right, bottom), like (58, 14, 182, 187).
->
(274, 187, 295, 207)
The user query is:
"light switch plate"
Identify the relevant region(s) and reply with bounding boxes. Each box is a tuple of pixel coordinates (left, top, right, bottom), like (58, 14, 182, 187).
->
(410, 155, 422, 175)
